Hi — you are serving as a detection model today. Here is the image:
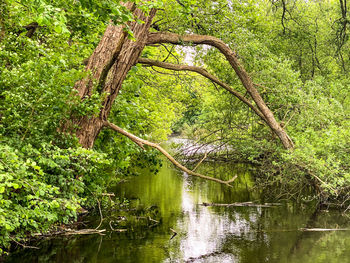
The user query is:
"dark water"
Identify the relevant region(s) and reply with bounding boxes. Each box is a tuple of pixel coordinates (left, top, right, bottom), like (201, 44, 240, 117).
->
(5, 157, 350, 262)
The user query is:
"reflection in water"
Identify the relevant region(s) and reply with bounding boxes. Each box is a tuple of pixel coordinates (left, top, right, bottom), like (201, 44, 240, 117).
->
(4, 158, 350, 263)
(174, 178, 251, 262)
(167, 167, 271, 263)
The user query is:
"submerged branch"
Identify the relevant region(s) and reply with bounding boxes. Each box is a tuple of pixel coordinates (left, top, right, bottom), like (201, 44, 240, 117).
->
(62, 229, 106, 235)
(95, 199, 104, 230)
(299, 228, 350, 232)
(201, 202, 280, 208)
(33, 229, 106, 237)
(104, 121, 237, 186)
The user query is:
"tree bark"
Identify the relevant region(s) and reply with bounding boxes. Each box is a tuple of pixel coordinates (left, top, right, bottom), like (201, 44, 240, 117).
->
(0, 0, 7, 41)
(146, 32, 294, 149)
(68, 4, 156, 148)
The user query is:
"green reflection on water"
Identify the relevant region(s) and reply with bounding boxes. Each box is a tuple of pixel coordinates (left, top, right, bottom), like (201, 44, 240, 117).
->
(5, 158, 350, 263)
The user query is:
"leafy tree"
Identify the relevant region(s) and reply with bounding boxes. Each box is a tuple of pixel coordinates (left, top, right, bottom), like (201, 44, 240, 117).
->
(1, 0, 350, 256)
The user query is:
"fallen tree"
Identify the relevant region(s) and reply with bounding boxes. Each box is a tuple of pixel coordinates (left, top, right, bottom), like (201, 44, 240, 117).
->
(105, 121, 237, 186)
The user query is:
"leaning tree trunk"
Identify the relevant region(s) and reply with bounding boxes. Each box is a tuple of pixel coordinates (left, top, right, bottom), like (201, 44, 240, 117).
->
(67, 3, 156, 148)
(66, 3, 293, 150)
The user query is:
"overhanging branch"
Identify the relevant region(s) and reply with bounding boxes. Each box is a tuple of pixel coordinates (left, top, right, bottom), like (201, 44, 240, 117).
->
(104, 121, 237, 186)
(146, 32, 273, 118)
(137, 58, 266, 122)
(146, 32, 294, 149)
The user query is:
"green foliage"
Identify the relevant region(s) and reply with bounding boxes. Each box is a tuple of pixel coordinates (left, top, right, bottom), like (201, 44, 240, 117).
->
(0, 142, 115, 254)
(0, 35, 86, 145)
(2, 0, 350, 256)
(2, 0, 139, 36)
(0, 29, 117, 249)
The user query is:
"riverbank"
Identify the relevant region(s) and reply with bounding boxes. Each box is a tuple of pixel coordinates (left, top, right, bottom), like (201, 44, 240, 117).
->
(170, 137, 350, 209)
(4, 156, 350, 262)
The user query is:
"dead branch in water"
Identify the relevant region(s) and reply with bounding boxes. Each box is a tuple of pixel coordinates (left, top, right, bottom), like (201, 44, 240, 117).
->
(95, 198, 104, 230)
(33, 228, 106, 237)
(136, 216, 160, 228)
(105, 121, 237, 186)
(109, 221, 127, 232)
(185, 251, 222, 263)
(10, 237, 39, 250)
(299, 228, 350, 232)
(62, 229, 106, 235)
(201, 201, 281, 208)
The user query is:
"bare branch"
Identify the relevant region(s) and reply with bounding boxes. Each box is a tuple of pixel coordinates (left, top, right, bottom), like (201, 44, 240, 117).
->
(160, 44, 178, 63)
(104, 121, 237, 186)
(10, 237, 39, 250)
(192, 152, 207, 172)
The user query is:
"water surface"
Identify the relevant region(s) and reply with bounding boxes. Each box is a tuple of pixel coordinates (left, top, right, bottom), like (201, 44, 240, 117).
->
(5, 158, 350, 263)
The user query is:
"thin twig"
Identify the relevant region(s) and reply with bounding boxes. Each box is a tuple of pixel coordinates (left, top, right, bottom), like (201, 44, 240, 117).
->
(95, 199, 103, 230)
(192, 152, 207, 171)
(170, 228, 177, 240)
(105, 121, 237, 186)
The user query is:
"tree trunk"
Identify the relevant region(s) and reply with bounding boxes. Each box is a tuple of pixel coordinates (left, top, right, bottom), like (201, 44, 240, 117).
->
(68, 4, 156, 148)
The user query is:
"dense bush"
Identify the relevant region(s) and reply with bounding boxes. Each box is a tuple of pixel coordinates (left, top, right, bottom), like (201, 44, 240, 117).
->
(0, 143, 116, 255)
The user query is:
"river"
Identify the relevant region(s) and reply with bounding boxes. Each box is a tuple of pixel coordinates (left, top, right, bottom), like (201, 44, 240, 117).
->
(5, 151, 350, 262)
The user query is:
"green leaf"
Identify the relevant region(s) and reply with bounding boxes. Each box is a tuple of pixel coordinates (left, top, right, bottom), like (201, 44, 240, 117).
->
(54, 25, 62, 33)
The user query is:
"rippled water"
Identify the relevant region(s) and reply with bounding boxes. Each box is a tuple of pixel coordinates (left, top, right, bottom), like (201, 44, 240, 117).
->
(5, 155, 350, 263)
